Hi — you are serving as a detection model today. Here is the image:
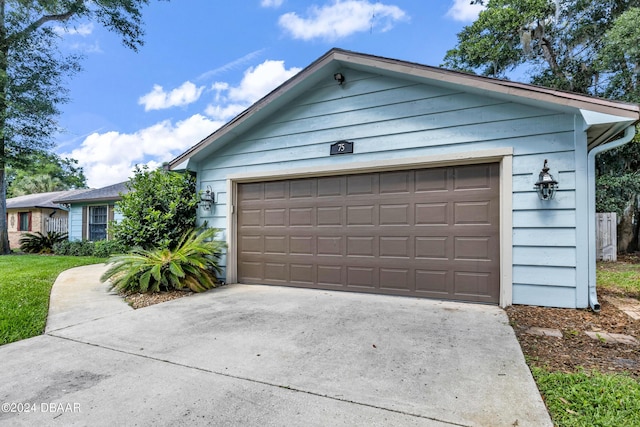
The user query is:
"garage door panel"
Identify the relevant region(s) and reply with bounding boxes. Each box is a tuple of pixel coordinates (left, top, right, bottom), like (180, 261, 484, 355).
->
(453, 272, 496, 302)
(380, 203, 410, 225)
(380, 171, 411, 194)
(454, 201, 493, 225)
(290, 179, 314, 198)
(415, 270, 449, 294)
(317, 177, 343, 197)
(237, 163, 500, 303)
(415, 168, 448, 192)
(453, 164, 493, 190)
(239, 261, 263, 281)
(347, 205, 376, 226)
(380, 268, 411, 291)
(264, 263, 287, 282)
(347, 236, 376, 257)
(239, 209, 262, 227)
(347, 174, 376, 195)
(317, 236, 343, 256)
(415, 203, 449, 225)
(379, 236, 411, 258)
(289, 207, 314, 226)
(454, 237, 493, 261)
(415, 236, 449, 259)
(317, 265, 343, 285)
(347, 267, 376, 288)
(264, 236, 287, 254)
(317, 206, 342, 226)
(290, 264, 314, 284)
(265, 181, 287, 199)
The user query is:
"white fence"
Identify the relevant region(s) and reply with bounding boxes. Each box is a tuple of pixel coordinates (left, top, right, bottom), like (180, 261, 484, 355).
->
(45, 217, 68, 234)
(596, 212, 617, 262)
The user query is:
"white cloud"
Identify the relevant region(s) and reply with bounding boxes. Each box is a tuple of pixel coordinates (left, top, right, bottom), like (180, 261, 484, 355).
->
(65, 114, 223, 187)
(67, 59, 301, 187)
(446, 0, 484, 22)
(261, 0, 284, 7)
(138, 81, 205, 111)
(70, 41, 103, 54)
(53, 22, 94, 37)
(278, 0, 407, 41)
(205, 60, 301, 121)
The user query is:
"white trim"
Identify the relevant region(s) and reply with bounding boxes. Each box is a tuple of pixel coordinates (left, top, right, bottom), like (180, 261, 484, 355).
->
(227, 148, 514, 306)
(226, 178, 238, 284)
(229, 148, 513, 182)
(499, 155, 514, 307)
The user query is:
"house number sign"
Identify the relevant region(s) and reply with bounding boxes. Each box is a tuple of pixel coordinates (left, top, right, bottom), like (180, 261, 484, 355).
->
(330, 140, 354, 155)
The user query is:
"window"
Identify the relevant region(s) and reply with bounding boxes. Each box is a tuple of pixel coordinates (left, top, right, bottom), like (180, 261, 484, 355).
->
(89, 206, 108, 241)
(18, 212, 31, 232)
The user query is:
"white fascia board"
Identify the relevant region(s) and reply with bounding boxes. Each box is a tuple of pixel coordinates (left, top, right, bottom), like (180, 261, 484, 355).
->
(580, 109, 636, 128)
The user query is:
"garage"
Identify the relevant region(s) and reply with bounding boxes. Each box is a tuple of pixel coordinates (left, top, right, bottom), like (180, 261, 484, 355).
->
(237, 163, 500, 303)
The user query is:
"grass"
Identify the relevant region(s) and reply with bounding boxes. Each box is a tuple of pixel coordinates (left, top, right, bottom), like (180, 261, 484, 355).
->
(597, 261, 640, 295)
(530, 261, 640, 427)
(533, 368, 640, 427)
(0, 254, 104, 346)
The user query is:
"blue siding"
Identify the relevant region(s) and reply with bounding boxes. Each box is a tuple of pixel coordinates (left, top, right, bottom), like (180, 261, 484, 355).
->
(67, 203, 120, 241)
(195, 69, 583, 308)
(68, 205, 84, 241)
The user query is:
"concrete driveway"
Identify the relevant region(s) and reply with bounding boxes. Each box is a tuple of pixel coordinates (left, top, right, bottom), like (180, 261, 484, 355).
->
(0, 265, 551, 426)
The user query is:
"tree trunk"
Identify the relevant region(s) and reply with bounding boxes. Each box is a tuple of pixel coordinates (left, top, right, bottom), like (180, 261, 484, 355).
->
(618, 196, 638, 253)
(0, 167, 8, 254)
(0, 1, 8, 255)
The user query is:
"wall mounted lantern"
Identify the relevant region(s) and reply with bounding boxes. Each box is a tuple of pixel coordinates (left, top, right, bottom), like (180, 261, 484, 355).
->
(534, 159, 558, 201)
(200, 185, 214, 210)
(333, 72, 345, 85)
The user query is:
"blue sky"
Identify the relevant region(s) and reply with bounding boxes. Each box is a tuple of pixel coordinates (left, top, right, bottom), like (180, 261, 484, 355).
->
(52, 0, 484, 187)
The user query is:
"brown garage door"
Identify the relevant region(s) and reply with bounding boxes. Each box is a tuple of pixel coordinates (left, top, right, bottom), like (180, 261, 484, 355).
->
(237, 163, 500, 303)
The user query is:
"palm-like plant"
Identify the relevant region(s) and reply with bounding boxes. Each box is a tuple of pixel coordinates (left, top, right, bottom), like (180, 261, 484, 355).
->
(101, 228, 226, 293)
(19, 231, 68, 253)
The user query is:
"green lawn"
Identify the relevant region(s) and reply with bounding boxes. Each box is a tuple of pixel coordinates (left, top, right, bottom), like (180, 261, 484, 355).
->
(532, 262, 640, 427)
(597, 261, 640, 295)
(0, 255, 104, 345)
(533, 368, 640, 427)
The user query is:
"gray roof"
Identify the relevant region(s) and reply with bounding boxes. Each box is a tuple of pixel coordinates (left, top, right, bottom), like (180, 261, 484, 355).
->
(6, 189, 91, 210)
(53, 182, 129, 204)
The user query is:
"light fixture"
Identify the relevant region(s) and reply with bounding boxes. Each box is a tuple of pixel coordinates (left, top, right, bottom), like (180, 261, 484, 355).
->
(333, 72, 345, 85)
(200, 185, 214, 210)
(534, 159, 559, 201)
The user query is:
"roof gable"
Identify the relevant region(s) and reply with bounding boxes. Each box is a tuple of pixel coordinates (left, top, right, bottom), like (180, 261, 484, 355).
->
(169, 48, 640, 169)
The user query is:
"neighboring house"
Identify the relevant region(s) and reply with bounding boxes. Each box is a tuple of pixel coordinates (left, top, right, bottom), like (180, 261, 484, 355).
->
(6, 189, 90, 249)
(54, 182, 128, 241)
(168, 48, 640, 310)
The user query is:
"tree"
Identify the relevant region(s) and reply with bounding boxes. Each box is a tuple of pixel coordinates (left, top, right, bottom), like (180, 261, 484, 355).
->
(0, 1, 163, 254)
(112, 166, 200, 250)
(444, 0, 640, 251)
(7, 152, 87, 197)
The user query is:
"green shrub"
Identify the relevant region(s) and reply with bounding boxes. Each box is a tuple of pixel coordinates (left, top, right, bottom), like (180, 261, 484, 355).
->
(53, 240, 95, 256)
(101, 228, 226, 293)
(53, 240, 129, 257)
(111, 166, 200, 250)
(19, 231, 68, 254)
(93, 240, 128, 258)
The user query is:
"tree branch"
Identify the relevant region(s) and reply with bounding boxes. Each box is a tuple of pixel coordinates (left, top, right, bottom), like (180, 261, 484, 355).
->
(10, 1, 86, 44)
